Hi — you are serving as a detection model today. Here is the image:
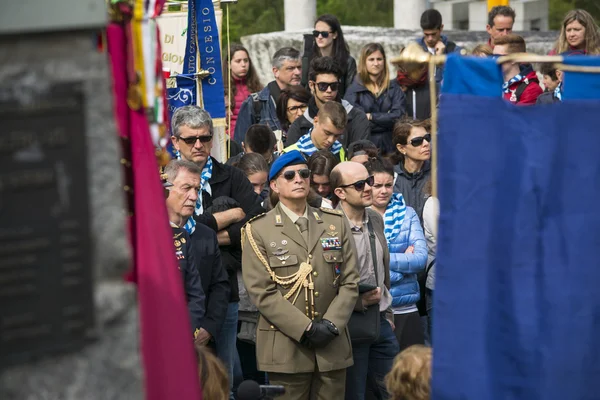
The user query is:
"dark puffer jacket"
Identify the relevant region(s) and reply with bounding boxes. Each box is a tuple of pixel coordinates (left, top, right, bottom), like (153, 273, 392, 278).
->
(393, 161, 431, 223)
(344, 79, 406, 153)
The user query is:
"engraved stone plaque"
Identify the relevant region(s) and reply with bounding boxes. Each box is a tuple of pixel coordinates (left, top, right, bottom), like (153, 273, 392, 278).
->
(0, 82, 95, 367)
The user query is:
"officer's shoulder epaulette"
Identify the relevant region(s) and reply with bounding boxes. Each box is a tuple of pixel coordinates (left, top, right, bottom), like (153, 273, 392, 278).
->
(320, 207, 343, 216)
(244, 213, 267, 226)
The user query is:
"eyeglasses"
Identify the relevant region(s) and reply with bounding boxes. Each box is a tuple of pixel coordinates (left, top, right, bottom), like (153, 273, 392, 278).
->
(409, 133, 431, 147)
(315, 81, 340, 92)
(339, 175, 374, 192)
(179, 135, 213, 145)
(281, 168, 311, 181)
(313, 30, 332, 38)
(287, 104, 307, 113)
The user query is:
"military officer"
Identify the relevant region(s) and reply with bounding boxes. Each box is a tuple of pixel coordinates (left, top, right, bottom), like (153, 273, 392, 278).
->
(242, 150, 359, 400)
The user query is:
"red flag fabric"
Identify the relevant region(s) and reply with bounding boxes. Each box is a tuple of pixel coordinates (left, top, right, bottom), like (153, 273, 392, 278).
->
(106, 15, 202, 400)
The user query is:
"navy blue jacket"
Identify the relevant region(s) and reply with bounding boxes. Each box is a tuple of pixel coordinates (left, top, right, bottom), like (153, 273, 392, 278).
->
(189, 223, 231, 339)
(344, 79, 406, 136)
(172, 227, 206, 334)
(536, 91, 561, 105)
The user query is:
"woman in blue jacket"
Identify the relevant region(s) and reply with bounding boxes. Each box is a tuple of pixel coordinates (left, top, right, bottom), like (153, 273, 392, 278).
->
(367, 156, 428, 350)
(344, 43, 406, 155)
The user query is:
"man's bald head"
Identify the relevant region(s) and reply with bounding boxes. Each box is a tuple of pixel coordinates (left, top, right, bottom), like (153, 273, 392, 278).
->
(330, 161, 372, 207)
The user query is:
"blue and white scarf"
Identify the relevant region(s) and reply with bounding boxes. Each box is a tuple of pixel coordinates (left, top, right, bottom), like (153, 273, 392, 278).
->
(296, 130, 342, 156)
(175, 152, 213, 234)
(384, 193, 406, 242)
(553, 82, 563, 101)
(502, 74, 524, 93)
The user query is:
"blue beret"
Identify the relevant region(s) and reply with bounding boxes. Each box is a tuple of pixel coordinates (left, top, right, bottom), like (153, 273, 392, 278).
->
(269, 150, 307, 181)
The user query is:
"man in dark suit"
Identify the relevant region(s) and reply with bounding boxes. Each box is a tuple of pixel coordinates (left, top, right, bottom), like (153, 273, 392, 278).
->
(331, 161, 399, 400)
(164, 160, 230, 353)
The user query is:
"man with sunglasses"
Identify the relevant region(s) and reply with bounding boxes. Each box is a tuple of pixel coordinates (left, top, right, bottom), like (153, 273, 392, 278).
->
(285, 56, 370, 150)
(171, 106, 264, 398)
(242, 150, 359, 400)
(330, 162, 397, 400)
(283, 101, 348, 162)
(234, 47, 303, 144)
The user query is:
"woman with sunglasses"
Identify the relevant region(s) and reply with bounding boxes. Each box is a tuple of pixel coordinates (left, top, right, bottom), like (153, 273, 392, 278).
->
(276, 85, 311, 140)
(365, 156, 427, 351)
(344, 43, 406, 155)
(311, 14, 356, 98)
(391, 120, 432, 223)
(223, 44, 263, 138)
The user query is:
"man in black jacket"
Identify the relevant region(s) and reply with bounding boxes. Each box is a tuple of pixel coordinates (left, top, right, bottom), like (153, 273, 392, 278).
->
(285, 56, 371, 149)
(170, 106, 265, 396)
(164, 160, 230, 349)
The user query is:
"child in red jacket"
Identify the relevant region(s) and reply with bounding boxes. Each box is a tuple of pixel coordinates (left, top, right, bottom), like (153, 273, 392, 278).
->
(493, 34, 543, 106)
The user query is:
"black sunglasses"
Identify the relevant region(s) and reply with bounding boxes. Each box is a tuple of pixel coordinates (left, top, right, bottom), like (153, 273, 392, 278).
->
(282, 168, 311, 181)
(409, 133, 431, 147)
(312, 30, 332, 38)
(179, 135, 213, 145)
(315, 82, 340, 92)
(339, 175, 374, 192)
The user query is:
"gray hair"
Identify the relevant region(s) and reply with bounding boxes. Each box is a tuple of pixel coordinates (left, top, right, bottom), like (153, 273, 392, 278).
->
(171, 105, 213, 138)
(271, 47, 300, 69)
(164, 159, 203, 183)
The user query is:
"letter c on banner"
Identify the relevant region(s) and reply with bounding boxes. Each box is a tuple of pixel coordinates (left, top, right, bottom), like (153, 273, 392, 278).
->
(202, 7, 210, 15)
(206, 46, 214, 54)
(208, 78, 216, 85)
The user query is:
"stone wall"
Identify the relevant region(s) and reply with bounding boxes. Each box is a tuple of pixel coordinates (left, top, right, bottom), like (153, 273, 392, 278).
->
(242, 26, 559, 84)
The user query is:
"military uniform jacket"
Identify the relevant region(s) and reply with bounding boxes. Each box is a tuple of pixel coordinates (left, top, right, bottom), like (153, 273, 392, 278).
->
(172, 227, 206, 334)
(241, 203, 360, 373)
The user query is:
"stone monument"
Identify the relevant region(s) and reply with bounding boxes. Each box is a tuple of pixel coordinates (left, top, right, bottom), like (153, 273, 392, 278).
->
(0, 1, 138, 399)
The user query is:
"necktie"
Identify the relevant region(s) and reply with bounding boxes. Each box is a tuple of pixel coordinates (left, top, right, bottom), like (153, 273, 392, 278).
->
(295, 217, 309, 246)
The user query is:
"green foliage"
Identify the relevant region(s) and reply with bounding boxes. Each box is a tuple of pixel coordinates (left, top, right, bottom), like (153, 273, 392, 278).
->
(224, 0, 393, 43)
(316, 0, 393, 27)
(549, 0, 600, 29)
(225, 0, 284, 43)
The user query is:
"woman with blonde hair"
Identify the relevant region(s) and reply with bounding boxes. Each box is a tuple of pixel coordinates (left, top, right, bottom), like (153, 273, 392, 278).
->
(197, 346, 230, 400)
(385, 345, 432, 400)
(345, 42, 406, 155)
(551, 9, 600, 55)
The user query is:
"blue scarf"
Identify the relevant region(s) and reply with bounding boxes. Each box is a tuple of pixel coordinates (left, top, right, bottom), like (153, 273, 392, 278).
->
(296, 130, 342, 157)
(384, 193, 406, 242)
(554, 82, 563, 101)
(502, 74, 524, 93)
(174, 153, 213, 234)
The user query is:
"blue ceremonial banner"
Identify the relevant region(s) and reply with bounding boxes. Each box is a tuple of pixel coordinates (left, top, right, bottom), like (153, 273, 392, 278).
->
(433, 54, 600, 399)
(166, 0, 226, 157)
(195, 0, 225, 119)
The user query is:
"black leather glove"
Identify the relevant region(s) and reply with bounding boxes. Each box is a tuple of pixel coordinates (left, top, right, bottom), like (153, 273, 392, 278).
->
(300, 319, 339, 349)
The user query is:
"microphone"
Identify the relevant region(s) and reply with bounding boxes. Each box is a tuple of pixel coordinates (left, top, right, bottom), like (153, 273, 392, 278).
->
(237, 380, 286, 400)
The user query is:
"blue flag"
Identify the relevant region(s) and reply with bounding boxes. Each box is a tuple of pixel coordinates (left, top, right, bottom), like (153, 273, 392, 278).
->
(433, 55, 600, 399)
(166, 0, 226, 157)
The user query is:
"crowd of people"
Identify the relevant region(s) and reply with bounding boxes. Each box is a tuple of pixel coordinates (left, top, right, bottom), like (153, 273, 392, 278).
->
(164, 6, 600, 400)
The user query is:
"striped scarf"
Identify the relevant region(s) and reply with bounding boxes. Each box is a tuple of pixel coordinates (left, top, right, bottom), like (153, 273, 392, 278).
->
(296, 130, 342, 156)
(554, 82, 563, 101)
(175, 151, 213, 234)
(384, 193, 406, 242)
(502, 74, 524, 93)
